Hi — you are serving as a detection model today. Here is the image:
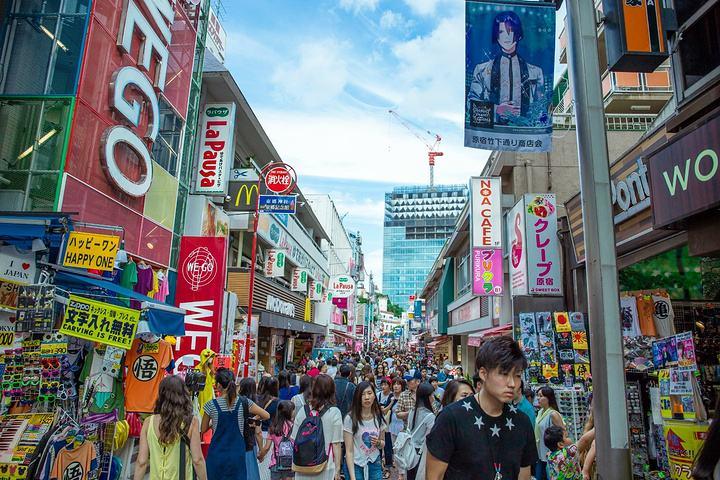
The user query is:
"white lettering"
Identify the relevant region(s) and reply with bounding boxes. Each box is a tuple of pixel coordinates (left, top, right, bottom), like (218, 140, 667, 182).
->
(137, 0, 174, 44)
(101, 126, 153, 197)
(110, 66, 160, 141)
(663, 159, 691, 196)
(265, 295, 295, 317)
(611, 158, 651, 224)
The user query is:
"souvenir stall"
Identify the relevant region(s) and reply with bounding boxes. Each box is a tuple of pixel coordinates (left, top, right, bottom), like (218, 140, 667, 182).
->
(0, 214, 185, 480)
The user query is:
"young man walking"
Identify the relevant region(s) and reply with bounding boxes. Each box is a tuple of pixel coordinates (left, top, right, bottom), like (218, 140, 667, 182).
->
(426, 336, 538, 480)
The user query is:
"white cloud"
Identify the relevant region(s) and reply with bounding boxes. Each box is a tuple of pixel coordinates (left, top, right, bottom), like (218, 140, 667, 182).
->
(363, 248, 384, 289)
(270, 40, 349, 107)
(339, 0, 380, 13)
(401, 0, 454, 16)
(379, 10, 404, 29)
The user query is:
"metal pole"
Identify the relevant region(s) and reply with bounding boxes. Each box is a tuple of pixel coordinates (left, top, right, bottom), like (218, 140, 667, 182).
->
(565, 0, 631, 478)
(243, 167, 265, 379)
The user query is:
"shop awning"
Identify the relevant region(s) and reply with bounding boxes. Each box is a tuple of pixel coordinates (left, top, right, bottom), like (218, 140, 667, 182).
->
(331, 328, 355, 341)
(467, 324, 512, 347)
(54, 271, 185, 335)
(426, 336, 450, 350)
(260, 311, 326, 335)
(0, 212, 72, 250)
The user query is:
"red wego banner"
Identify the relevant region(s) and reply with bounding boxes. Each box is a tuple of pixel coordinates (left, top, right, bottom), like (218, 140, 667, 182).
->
(174, 236, 227, 370)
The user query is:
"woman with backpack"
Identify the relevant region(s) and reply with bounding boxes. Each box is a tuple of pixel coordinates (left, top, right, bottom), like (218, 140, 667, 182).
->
(343, 381, 386, 480)
(201, 368, 270, 480)
(268, 400, 296, 480)
(401, 382, 436, 480)
(291, 374, 344, 480)
(258, 377, 281, 480)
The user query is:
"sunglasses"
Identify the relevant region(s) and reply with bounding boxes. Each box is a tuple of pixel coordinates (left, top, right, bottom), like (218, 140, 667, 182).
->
(42, 370, 59, 379)
(22, 375, 40, 386)
(37, 394, 56, 402)
(41, 358, 59, 369)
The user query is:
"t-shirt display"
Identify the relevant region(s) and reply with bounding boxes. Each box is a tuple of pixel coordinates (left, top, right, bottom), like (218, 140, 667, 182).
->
(343, 416, 383, 467)
(50, 441, 96, 480)
(124, 339, 172, 413)
(426, 395, 538, 480)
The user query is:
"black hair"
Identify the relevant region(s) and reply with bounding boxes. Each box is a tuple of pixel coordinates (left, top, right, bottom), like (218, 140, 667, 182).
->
(544, 425, 565, 453)
(692, 396, 720, 480)
(491, 11, 524, 45)
(339, 364, 353, 378)
(269, 400, 294, 436)
(379, 377, 390, 386)
(239, 377, 257, 402)
(475, 336, 527, 375)
(278, 370, 291, 390)
(441, 379, 475, 408)
(538, 386, 559, 411)
(428, 376, 438, 383)
(472, 373, 482, 389)
(348, 382, 384, 435)
(411, 382, 435, 430)
(257, 377, 279, 407)
(215, 368, 237, 408)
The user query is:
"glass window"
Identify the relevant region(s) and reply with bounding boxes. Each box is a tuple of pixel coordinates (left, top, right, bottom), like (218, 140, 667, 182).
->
(151, 99, 184, 177)
(677, 3, 720, 91)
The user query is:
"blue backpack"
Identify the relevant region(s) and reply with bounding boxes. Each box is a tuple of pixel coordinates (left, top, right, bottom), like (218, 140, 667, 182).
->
(292, 406, 328, 474)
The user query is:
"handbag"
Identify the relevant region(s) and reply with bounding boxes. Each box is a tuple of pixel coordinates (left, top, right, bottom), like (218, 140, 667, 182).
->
(179, 432, 197, 480)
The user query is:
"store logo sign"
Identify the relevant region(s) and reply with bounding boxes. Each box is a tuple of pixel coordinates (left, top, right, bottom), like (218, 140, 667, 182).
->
(195, 103, 237, 195)
(101, 0, 176, 197)
(266, 294, 295, 317)
(610, 158, 650, 224)
(181, 246, 218, 291)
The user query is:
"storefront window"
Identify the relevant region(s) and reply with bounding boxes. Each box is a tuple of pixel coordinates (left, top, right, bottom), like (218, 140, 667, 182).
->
(0, 98, 72, 211)
(619, 246, 720, 301)
(0, 0, 89, 95)
(455, 253, 470, 298)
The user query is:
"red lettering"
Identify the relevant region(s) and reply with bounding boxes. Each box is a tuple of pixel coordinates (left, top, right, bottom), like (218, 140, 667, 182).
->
(203, 151, 217, 159)
(481, 208, 491, 218)
(201, 159, 217, 172)
(205, 141, 225, 151)
(480, 180, 491, 189)
(207, 121, 227, 127)
(206, 129, 219, 139)
(480, 187, 491, 196)
(200, 178, 213, 187)
(481, 218, 492, 227)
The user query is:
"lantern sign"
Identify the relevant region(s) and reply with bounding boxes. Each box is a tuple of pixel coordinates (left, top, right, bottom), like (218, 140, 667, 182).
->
(264, 164, 296, 194)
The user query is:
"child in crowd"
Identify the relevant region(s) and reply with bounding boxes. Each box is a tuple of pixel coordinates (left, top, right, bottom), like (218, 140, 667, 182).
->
(268, 401, 295, 480)
(544, 425, 582, 480)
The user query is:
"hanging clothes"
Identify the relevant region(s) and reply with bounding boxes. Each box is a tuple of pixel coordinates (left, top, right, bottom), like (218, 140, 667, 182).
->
(124, 339, 173, 413)
(148, 269, 160, 299)
(118, 260, 137, 307)
(155, 270, 170, 302)
(50, 440, 96, 480)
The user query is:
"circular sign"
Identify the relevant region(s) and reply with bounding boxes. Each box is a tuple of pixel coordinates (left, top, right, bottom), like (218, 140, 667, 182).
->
(181, 246, 218, 292)
(264, 165, 295, 194)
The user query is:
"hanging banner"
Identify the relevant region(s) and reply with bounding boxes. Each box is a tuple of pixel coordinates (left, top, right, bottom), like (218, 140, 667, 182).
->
(308, 280, 323, 301)
(465, 0, 555, 152)
(174, 236, 228, 370)
(507, 198, 528, 296)
(194, 103, 237, 195)
(470, 177, 502, 248)
(472, 248, 503, 296)
(291, 268, 309, 292)
(62, 232, 120, 272)
(60, 294, 140, 349)
(264, 249, 286, 278)
(663, 421, 709, 480)
(525, 194, 562, 294)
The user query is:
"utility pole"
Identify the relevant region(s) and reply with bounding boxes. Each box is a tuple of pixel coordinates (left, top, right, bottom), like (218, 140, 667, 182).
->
(565, 0, 631, 478)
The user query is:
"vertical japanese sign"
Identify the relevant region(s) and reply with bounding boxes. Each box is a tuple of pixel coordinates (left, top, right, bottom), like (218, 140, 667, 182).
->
(465, 1, 556, 152)
(264, 249, 286, 277)
(507, 198, 528, 295)
(174, 236, 228, 370)
(470, 177, 503, 296)
(291, 268, 309, 292)
(194, 103, 237, 195)
(472, 248, 504, 295)
(308, 280, 323, 301)
(525, 194, 562, 295)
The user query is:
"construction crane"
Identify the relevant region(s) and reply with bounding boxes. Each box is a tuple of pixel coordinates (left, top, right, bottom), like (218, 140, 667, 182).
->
(388, 110, 443, 188)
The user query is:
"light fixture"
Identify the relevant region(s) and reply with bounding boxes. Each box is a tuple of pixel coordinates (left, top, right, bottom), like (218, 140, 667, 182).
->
(17, 128, 58, 161)
(630, 105, 652, 111)
(39, 25, 68, 52)
(146, 242, 155, 250)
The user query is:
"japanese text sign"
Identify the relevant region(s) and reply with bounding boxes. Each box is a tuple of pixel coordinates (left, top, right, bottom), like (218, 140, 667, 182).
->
(525, 194, 561, 295)
(194, 103, 237, 195)
(264, 249, 286, 278)
(264, 165, 295, 194)
(258, 195, 297, 214)
(308, 280, 323, 301)
(60, 295, 140, 349)
(470, 177, 502, 248)
(472, 248, 503, 296)
(291, 268, 309, 292)
(62, 232, 120, 272)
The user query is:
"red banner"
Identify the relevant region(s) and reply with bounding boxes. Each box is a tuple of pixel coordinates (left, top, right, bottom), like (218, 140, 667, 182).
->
(174, 236, 227, 370)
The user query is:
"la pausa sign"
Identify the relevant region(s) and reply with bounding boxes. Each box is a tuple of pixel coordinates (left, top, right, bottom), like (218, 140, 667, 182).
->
(195, 104, 237, 195)
(330, 275, 355, 298)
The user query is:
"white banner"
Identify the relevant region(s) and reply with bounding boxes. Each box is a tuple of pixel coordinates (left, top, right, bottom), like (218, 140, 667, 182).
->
(524, 194, 562, 295)
(470, 177, 502, 249)
(194, 103, 236, 195)
(330, 275, 355, 298)
(291, 268, 309, 292)
(264, 249, 286, 278)
(309, 279, 323, 301)
(507, 198, 528, 296)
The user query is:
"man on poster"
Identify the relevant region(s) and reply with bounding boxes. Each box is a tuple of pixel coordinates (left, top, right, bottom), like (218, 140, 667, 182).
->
(467, 11, 545, 124)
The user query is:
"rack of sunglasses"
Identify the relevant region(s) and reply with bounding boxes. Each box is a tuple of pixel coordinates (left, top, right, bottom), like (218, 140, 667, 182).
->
(626, 381, 649, 478)
(554, 385, 590, 442)
(0, 412, 55, 480)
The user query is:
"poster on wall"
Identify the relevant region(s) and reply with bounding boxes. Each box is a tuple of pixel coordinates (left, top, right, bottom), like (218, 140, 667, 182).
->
(663, 421, 709, 480)
(472, 248, 503, 296)
(465, 0, 555, 152)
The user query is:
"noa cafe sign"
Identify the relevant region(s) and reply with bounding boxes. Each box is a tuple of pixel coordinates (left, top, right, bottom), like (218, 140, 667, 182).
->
(647, 114, 720, 228)
(101, 0, 177, 197)
(470, 177, 502, 248)
(330, 275, 355, 298)
(195, 103, 237, 195)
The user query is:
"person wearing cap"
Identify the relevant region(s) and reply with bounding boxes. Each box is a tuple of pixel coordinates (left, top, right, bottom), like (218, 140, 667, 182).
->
(396, 369, 423, 427)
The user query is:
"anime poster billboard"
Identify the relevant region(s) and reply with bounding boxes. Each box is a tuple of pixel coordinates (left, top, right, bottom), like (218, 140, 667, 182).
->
(465, 0, 556, 152)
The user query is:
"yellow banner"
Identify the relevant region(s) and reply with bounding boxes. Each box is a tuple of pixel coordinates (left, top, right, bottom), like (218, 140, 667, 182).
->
(60, 295, 140, 349)
(663, 421, 709, 480)
(62, 232, 120, 272)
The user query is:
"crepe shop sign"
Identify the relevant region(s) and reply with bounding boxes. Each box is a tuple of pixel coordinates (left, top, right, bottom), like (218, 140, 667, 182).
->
(526, 195, 561, 295)
(101, 0, 177, 197)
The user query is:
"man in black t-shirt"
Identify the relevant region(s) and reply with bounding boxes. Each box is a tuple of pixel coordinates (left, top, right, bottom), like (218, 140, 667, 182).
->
(426, 336, 538, 480)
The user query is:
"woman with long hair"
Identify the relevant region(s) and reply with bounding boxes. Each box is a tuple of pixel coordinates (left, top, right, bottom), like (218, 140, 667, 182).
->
(134, 376, 207, 480)
(291, 375, 313, 417)
(535, 386, 566, 480)
(291, 374, 344, 480)
(375, 364, 387, 389)
(377, 378, 394, 478)
(440, 379, 475, 409)
(279, 370, 299, 401)
(343, 382, 386, 480)
(201, 368, 269, 480)
(405, 382, 436, 480)
(268, 400, 295, 480)
(692, 396, 720, 480)
(258, 377, 281, 480)
(239, 377, 263, 480)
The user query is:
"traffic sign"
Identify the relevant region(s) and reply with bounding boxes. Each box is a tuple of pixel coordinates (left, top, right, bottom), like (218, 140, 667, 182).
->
(264, 164, 296, 194)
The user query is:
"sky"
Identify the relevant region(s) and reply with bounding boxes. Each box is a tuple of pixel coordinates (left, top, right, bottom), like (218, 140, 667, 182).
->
(222, 0, 566, 289)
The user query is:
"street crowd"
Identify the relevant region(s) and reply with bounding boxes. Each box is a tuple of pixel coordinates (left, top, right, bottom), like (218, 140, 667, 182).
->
(131, 335, 720, 480)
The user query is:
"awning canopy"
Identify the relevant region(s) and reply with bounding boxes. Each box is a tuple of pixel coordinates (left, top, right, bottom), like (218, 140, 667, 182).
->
(0, 212, 73, 250)
(467, 324, 512, 347)
(426, 336, 450, 350)
(260, 311, 326, 335)
(331, 329, 355, 341)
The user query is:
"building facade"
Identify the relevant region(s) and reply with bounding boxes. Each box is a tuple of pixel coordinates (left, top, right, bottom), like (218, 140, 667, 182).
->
(382, 184, 468, 307)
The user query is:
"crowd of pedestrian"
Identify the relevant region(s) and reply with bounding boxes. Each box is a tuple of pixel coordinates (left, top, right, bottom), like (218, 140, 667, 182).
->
(134, 337, 615, 480)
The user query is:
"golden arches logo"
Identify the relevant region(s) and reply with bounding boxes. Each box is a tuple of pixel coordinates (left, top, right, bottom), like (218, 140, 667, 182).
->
(234, 183, 258, 206)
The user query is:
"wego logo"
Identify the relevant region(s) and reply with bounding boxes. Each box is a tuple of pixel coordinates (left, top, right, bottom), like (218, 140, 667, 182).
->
(181, 247, 218, 291)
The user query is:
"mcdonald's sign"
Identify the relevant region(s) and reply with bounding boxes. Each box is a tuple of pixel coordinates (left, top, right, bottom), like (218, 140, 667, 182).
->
(226, 181, 259, 212)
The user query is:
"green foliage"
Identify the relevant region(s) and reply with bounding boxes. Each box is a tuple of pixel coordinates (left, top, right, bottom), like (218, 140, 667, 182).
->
(618, 246, 704, 300)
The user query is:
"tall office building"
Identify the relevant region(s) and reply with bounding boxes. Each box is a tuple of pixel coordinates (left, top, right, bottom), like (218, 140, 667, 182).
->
(383, 185, 468, 307)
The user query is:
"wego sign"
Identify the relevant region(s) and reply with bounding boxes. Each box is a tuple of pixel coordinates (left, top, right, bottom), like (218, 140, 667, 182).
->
(101, 0, 177, 197)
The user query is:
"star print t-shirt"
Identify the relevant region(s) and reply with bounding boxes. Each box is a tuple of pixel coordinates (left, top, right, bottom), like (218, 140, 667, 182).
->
(426, 395, 538, 480)
(124, 339, 173, 413)
(343, 416, 383, 467)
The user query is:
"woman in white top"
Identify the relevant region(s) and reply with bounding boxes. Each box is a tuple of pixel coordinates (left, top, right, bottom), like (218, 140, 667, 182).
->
(291, 375, 313, 419)
(344, 381, 386, 480)
(405, 382, 436, 480)
(535, 386, 565, 480)
(292, 374, 343, 480)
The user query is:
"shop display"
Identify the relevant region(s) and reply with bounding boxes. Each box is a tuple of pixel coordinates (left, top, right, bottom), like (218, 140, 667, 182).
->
(627, 381, 649, 478)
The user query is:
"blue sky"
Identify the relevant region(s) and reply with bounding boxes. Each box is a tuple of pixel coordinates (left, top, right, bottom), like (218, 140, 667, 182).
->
(222, 0, 566, 288)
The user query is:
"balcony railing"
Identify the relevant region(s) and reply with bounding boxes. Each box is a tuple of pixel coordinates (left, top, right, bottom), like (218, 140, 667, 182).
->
(601, 68, 673, 98)
(553, 113, 658, 131)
